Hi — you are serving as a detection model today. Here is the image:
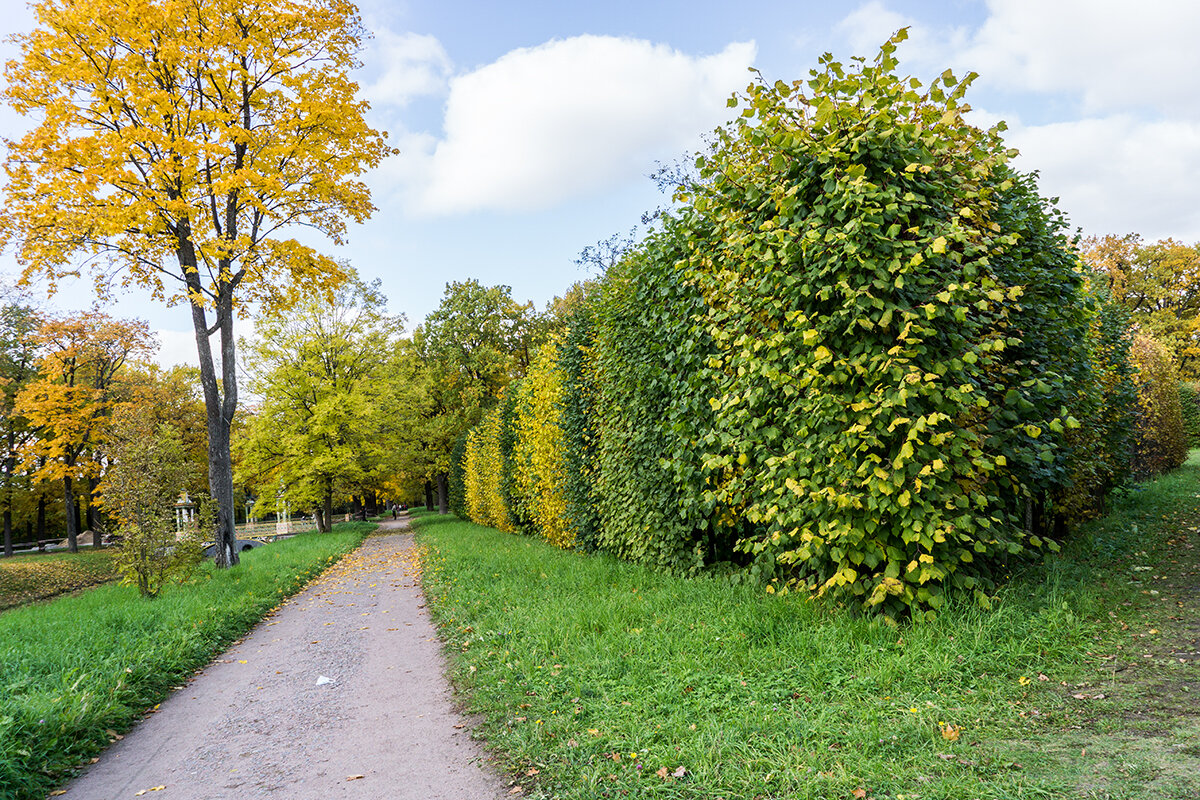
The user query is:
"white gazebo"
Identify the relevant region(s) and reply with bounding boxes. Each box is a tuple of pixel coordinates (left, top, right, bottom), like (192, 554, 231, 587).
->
(173, 492, 196, 533)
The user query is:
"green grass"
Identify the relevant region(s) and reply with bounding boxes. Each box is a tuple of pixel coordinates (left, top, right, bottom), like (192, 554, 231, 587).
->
(413, 456, 1200, 800)
(0, 522, 372, 800)
(0, 549, 118, 611)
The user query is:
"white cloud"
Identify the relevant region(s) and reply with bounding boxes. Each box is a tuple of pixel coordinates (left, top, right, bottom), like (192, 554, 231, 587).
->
(961, 0, 1200, 116)
(834, 1, 1200, 241)
(154, 328, 200, 368)
(1007, 115, 1200, 240)
(413, 35, 757, 215)
(362, 31, 453, 107)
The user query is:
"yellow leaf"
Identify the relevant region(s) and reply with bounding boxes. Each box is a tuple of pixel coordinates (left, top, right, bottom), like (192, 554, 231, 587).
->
(931, 236, 947, 254)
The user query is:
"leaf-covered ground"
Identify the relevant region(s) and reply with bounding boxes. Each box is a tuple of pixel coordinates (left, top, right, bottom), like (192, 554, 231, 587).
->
(0, 524, 370, 800)
(0, 549, 118, 611)
(412, 453, 1200, 800)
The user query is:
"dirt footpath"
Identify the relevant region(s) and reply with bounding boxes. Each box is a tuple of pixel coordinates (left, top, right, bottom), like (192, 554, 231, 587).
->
(60, 519, 505, 800)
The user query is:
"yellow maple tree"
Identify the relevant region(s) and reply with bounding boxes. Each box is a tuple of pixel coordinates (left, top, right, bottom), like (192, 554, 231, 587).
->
(15, 313, 154, 551)
(0, 0, 393, 564)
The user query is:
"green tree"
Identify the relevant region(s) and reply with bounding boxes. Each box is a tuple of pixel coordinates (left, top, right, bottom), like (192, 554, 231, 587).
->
(236, 279, 403, 531)
(0, 301, 41, 556)
(1, 0, 393, 567)
(408, 280, 542, 512)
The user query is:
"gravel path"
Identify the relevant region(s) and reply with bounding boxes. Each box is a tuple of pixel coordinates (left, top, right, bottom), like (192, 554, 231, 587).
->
(60, 519, 506, 800)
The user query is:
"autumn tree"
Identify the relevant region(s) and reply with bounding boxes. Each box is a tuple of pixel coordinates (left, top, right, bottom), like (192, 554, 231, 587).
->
(16, 313, 155, 551)
(0, 302, 41, 556)
(236, 279, 402, 531)
(0, 0, 392, 566)
(1081, 234, 1200, 376)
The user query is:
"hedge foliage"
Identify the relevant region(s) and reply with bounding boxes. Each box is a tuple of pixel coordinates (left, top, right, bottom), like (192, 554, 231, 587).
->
(451, 33, 1167, 618)
(463, 406, 511, 532)
(1180, 383, 1200, 448)
(1130, 333, 1187, 478)
(513, 342, 573, 548)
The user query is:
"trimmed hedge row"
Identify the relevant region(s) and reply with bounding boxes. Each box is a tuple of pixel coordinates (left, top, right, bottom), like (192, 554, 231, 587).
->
(449, 36, 1180, 618)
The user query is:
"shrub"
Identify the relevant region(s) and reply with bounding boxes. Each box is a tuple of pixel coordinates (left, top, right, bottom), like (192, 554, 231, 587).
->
(670, 33, 1099, 617)
(558, 302, 601, 550)
(448, 432, 468, 518)
(592, 235, 715, 573)
(1052, 284, 1136, 524)
(102, 411, 204, 598)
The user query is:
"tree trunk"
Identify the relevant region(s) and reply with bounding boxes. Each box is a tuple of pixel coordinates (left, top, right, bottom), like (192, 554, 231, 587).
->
(437, 472, 448, 515)
(2, 442, 13, 556)
(323, 480, 333, 533)
(36, 494, 45, 540)
(424, 480, 433, 512)
(183, 234, 239, 568)
(314, 506, 325, 533)
(87, 475, 103, 547)
(63, 476, 78, 552)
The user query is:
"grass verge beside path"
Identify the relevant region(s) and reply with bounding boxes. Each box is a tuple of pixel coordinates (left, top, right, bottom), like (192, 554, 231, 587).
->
(0, 521, 373, 800)
(0, 550, 118, 612)
(413, 457, 1200, 800)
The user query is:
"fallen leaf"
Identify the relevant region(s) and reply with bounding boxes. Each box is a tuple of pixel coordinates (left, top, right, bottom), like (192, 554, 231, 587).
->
(672, 766, 687, 778)
(941, 724, 962, 741)
(48, 792, 67, 797)
(237, 660, 247, 664)
(525, 768, 539, 777)
(853, 790, 868, 799)
(508, 787, 524, 795)
(346, 774, 365, 781)
(656, 767, 670, 779)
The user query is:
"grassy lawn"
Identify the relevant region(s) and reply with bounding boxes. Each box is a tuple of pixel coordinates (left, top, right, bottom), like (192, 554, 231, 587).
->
(0, 548, 119, 612)
(413, 457, 1200, 800)
(0, 522, 373, 800)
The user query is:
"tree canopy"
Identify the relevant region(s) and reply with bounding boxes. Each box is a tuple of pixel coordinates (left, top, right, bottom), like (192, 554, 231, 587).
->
(0, 0, 392, 565)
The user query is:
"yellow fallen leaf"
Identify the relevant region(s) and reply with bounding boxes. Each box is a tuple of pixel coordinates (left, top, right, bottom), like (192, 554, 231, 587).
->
(346, 775, 365, 781)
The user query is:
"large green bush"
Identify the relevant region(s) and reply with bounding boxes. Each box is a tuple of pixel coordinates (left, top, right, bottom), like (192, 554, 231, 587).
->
(664, 34, 1098, 617)
(558, 304, 601, 551)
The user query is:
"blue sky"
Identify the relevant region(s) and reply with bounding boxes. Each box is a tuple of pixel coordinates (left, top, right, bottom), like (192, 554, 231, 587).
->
(2, 0, 1199, 366)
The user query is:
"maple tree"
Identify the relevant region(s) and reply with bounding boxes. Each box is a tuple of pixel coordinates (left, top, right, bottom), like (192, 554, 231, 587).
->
(0, 0, 392, 565)
(15, 313, 154, 551)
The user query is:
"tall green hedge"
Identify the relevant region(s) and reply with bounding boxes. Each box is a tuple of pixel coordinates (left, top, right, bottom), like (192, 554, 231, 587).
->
(591, 235, 716, 573)
(453, 33, 1138, 618)
(1180, 383, 1200, 448)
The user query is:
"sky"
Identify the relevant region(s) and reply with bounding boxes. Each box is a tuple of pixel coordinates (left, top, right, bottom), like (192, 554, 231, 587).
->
(2, 0, 1199, 367)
